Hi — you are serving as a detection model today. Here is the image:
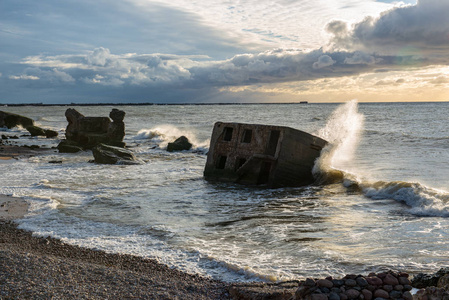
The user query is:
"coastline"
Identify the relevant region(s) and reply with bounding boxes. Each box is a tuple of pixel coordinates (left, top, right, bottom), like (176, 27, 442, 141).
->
(0, 195, 230, 299)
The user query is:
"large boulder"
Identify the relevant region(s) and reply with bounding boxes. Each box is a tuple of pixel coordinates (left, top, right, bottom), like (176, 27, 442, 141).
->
(167, 136, 192, 152)
(92, 143, 137, 164)
(0, 111, 34, 129)
(59, 108, 126, 151)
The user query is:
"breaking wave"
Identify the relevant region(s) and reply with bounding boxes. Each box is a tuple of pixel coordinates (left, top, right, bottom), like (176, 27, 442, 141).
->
(312, 100, 449, 217)
(133, 125, 209, 151)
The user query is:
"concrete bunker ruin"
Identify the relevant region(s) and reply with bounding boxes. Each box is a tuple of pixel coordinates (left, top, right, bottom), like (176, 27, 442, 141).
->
(204, 122, 327, 188)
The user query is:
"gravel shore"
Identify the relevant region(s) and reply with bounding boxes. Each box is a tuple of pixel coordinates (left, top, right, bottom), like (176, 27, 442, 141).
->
(0, 219, 230, 299)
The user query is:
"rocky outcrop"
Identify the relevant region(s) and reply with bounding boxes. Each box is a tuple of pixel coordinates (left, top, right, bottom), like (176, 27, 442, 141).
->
(92, 143, 138, 165)
(26, 126, 58, 138)
(57, 140, 83, 153)
(0, 111, 34, 129)
(59, 108, 126, 151)
(167, 136, 192, 152)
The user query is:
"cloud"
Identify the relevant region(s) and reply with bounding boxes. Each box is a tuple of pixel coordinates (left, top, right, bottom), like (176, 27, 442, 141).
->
(313, 55, 336, 69)
(327, 0, 449, 58)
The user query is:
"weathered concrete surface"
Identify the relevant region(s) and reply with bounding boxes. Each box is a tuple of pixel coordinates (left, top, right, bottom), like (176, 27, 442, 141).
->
(204, 122, 327, 188)
(60, 108, 126, 150)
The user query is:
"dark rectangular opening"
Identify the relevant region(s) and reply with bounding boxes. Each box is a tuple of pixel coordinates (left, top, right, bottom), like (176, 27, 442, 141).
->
(257, 162, 272, 185)
(216, 156, 227, 169)
(265, 130, 280, 156)
(223, 127, 233, 141)
(235, 158, 247, 170)
(241, 129, 252, 143)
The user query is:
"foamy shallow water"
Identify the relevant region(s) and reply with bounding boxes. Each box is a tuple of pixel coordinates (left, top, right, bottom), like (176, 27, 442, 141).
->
(1, 102, 448, 282)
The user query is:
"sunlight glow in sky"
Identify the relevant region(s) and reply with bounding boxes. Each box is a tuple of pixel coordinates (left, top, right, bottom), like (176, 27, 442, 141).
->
(1, 0, 448, 103)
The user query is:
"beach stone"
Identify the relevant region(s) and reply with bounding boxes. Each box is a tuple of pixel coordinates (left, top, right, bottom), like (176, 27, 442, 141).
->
(361, 289, 372, 300)
(398, 276, 411, 285)
(304, 278, 316, 287)
(345, 279, 357, 288)
(167, 136, 192, 152)
(329, 292, 340, 300)
(377, 273, 387, 279)
(382, 285, 393, 292)
(389, 290, 402, 299)
(373, 289, 389, 299)
(383, 274, 399, 286)
(345, 288, 360, 299)
(403, 291, 413, 300)
(332, 280, 345, 287)
(92, 143, 137, 165)
(366, 277, 383, 286)
(339, 293, 348, 300)
(394, 284, 403, 291)
(317, 279, 333, 288)
(356, 277, 368, 287)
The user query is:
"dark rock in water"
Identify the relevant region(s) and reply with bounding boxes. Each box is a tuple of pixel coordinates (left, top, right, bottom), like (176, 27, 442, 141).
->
(60, 108, 126, 151)
(48, 160, 63, 164)
(57, 140, 83, 153)
(167, 136, 192, 152)
(0, 111, 34, 129)
(26, 126, 46, 137)
(412, 267, 449, 288)
(1, 135, 7, 139)
(26, 125, 59, 138)
(92, 143, 137, 165)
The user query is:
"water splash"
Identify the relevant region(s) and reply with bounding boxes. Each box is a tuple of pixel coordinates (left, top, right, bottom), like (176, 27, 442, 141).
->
(313, 99, 364, 183)
(134, 125, 209, 151)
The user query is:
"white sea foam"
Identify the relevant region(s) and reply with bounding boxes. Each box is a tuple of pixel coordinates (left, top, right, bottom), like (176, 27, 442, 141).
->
(361, 180, 449, 217)
(134, 125, 209, 150)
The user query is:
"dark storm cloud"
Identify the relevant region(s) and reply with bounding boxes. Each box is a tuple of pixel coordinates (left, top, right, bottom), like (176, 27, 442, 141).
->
(327, 0, 449, 56)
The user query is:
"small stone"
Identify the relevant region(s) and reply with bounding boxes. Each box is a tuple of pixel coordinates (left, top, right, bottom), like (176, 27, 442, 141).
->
(304, 278, 316, 287)
(361, 289, 373, 300)
(319, 287, 330, 294)
(398, 272, 409, 278)
(332, 280, 345, 287)
(394, 284, 403, 291)
(373, 288, 389, 299)
(403, 285, 412, 291)
(377, 272, 387, 279)
(402, 291, 413, 300)
(366, 277, 383, 286)
(398, 276, 411, 285)
(329, 292, 341, 300)
(344, 274, 358, 280)
(345, 288, 360, 299)
(356, 277, 368, 287)
(383, 274, 399, 286)
(317, 279, 333, 288)
(389, 290, 402, 299)
(345, 279, 357, 287)
(383, 285, 393, 292)
(339, 293, 348, 300)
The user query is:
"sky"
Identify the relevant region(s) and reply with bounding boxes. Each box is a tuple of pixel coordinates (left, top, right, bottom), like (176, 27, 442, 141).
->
(1, 0, 448, 104)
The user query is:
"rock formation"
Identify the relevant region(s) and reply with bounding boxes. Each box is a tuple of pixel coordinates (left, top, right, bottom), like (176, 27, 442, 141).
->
(0, 111, 34, 129)
(59, 108, 126, 152)
(92, 144, 138, 164)
(167, 136, 192, 152)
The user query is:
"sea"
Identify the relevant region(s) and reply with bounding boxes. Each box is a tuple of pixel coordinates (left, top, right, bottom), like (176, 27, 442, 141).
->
(1, 101, 448, 282)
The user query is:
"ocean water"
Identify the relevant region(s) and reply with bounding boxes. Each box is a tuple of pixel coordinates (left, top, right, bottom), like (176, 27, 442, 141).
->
(1, 101, 448, 282)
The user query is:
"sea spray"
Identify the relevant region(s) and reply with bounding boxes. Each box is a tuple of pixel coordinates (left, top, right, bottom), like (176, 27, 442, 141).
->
(134, 125, 209, 151)
(313, 99, 364, 183)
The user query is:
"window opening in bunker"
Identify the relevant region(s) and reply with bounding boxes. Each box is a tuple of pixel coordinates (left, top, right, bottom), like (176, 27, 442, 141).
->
(241, 129, 252, 143)
(223, 127, 233, 141)
(265, 130, 280, 156)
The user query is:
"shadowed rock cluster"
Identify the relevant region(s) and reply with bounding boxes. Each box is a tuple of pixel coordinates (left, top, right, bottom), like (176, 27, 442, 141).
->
(58, 108, 126, 153)
(0, 111, 58, 138)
